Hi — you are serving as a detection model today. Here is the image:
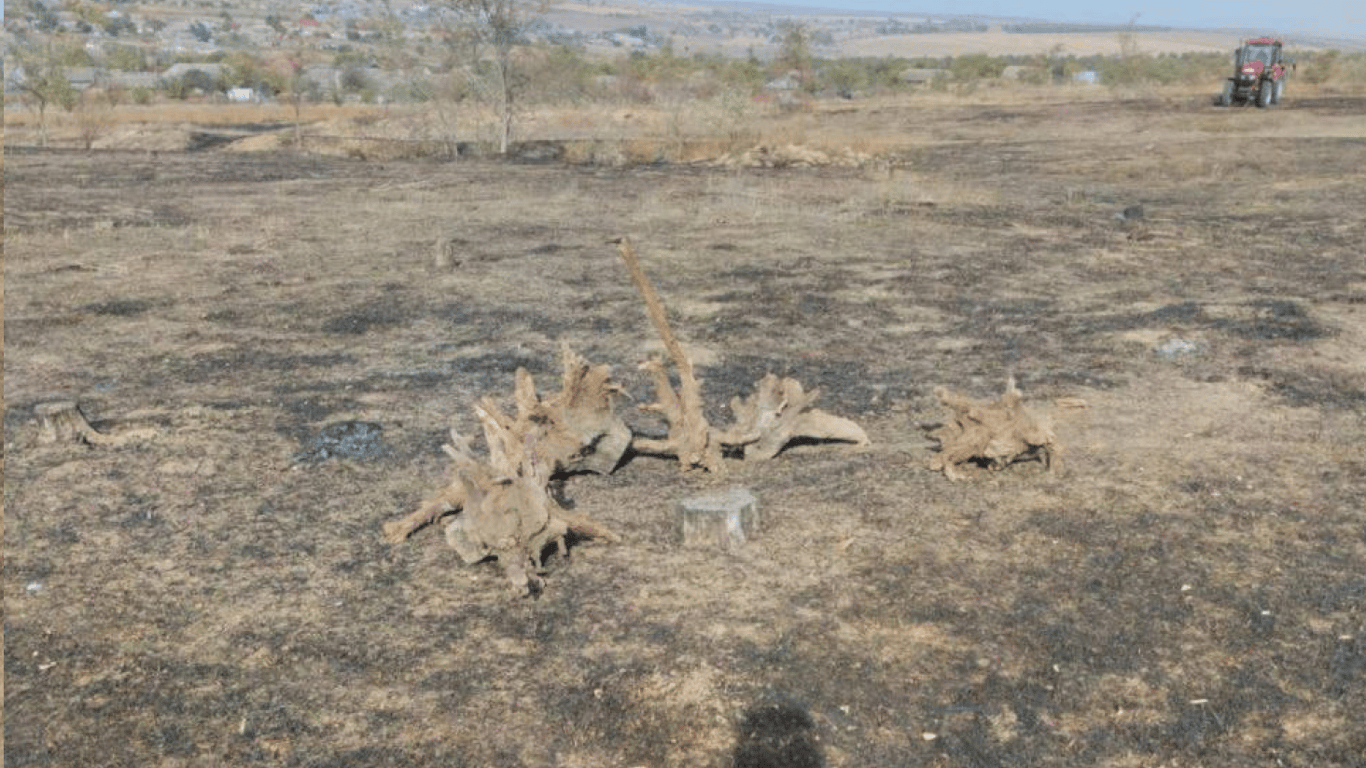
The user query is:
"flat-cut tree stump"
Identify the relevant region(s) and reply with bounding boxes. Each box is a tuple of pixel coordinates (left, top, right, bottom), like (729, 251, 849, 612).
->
(928, 378, 1061, 481)
(33, 400, 157, 447)
(676, 488, 759, 551)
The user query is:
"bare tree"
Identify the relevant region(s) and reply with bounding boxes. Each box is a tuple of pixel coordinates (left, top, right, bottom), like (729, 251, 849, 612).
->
(437, 0, 550, 155)
(276, 46, 310, 149)
(73, 90, 114, 151)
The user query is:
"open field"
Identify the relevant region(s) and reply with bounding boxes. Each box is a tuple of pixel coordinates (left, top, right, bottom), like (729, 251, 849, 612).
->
(4, 91, 1366, 767)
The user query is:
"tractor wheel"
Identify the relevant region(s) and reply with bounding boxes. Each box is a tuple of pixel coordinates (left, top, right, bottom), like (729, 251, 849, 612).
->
(1257, 80, 1274, 108)
(1272, 80, 1284, 104)
(1217, 81, 1234, 107)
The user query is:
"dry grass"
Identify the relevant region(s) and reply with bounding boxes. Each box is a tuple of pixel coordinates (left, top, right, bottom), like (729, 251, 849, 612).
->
(7, 79, 1365, 160)
(2, 100, 386, 129)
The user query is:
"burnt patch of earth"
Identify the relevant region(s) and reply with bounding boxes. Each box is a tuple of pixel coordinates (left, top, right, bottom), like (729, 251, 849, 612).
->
(6, 98, 1365, 768)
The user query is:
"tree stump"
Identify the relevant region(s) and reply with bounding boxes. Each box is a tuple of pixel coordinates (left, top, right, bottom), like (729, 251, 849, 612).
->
(33, 400, 157, 447)
(676, 488, 759, 551)
(927, 378, 1061, 481)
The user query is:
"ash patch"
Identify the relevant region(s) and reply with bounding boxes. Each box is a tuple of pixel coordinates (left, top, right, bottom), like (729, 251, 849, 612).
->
(350, 346, 555, 397)
(172, 349, 357, 384)
(1238, 366, 1366, 410)
(734, 700, 824, 768)
(292, 420, 389, 464)
(322, 297, 415, 335)
(452, 348, 554, 393)
(438, 301, 564, 339)
(1095, 300, 1332, 342)
(1227, 299, 1332, 341)
(81, 298, 159, 317)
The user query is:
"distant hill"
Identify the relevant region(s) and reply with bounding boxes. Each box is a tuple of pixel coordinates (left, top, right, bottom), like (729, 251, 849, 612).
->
(545, 0, 1366, 57)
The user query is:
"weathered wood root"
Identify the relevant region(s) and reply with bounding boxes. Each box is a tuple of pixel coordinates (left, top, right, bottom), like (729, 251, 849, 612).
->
(617, 237, 723, 473)
(617, 237, 870, 469)
(33, 400, 158, 447)
(441, 426, 620, 596)
(382, 344, 630, 544)
(382, 481, 466, 544)
(717, 373, 871, 461)
(928, 377, 1061, 481)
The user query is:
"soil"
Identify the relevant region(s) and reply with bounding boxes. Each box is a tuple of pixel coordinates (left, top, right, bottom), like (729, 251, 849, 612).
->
(5, 93, 1365, 768)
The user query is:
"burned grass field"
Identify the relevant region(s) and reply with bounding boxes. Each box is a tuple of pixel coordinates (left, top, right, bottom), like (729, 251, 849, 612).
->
(5, 94, 1366, 767)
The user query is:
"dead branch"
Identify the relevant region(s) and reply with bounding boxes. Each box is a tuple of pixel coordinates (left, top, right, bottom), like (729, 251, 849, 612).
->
(928, 377, 1061, 481)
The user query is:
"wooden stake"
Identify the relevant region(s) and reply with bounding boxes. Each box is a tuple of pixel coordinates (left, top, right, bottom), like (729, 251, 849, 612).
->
(614, 237, 722, 472)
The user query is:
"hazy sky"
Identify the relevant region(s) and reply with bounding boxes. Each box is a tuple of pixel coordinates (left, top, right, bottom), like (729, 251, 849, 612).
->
(752, 1, 1366, 39)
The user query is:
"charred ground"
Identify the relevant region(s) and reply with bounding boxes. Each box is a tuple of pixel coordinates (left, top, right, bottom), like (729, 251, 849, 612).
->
(5, 94, 1365, 767)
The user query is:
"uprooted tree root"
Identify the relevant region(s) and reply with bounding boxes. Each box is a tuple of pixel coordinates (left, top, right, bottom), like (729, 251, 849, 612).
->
(440, 423, 620, 597)
(617, 237, 869, 472)
(928, 378, 1062, 481)
(382, 239, 871, 594)
(381, 343, 631, 545)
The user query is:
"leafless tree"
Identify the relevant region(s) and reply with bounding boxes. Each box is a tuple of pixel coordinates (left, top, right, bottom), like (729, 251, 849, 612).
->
(437, 0, 551, 155)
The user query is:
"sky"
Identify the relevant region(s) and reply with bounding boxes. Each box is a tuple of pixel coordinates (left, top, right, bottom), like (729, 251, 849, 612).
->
(751, 0, 1366, 39)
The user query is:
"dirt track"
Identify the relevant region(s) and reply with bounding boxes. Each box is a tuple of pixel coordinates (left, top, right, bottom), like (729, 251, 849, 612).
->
(5, 94, 1365, 767)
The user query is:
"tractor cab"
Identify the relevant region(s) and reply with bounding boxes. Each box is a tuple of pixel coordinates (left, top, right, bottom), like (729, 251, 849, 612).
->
(1237, 39, 1282, 75)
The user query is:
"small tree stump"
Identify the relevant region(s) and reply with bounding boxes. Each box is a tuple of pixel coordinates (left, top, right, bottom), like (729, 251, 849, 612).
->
(433, 235, 460, 269)
(677, 488, 759, 551)
(33, 400, 157, 447)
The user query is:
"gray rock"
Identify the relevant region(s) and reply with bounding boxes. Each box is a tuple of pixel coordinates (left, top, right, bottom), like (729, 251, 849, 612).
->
(1156, 338, 1201, 359)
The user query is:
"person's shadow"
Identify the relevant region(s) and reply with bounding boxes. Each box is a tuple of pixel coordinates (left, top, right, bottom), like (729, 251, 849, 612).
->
(733, 699, 824, 768)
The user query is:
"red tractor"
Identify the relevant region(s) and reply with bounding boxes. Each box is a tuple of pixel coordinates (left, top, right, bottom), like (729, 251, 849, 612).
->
(1217, 37, 1288, 107)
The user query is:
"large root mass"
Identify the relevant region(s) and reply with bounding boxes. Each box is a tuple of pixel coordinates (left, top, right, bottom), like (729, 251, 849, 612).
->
(928, 378, 1061, 481)
(440, 425, 620, 596)
(381, 343, 630, 545)
(618, 237, 869, 472)
(383, 239, 871, 596)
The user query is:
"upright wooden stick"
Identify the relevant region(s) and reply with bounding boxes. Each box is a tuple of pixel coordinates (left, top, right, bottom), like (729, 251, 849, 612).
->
(615, 237, 722, 472)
